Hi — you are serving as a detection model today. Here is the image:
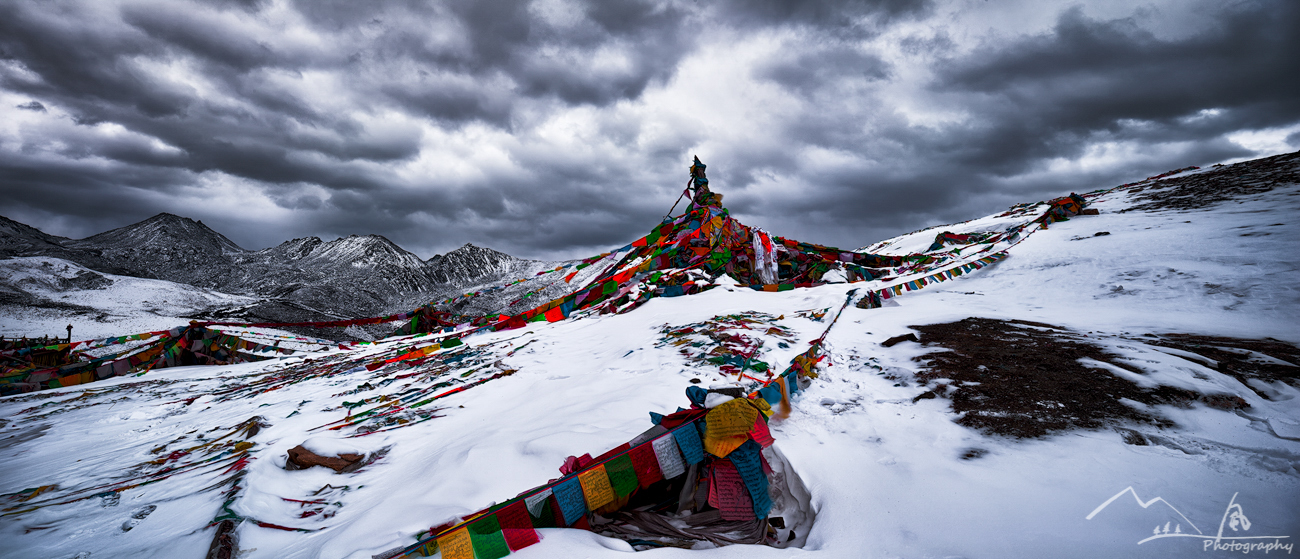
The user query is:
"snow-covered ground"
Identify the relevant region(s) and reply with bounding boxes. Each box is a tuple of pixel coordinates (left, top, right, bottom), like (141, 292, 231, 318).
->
(0, 256, 256, 340)
(2, 180, 1298, 559)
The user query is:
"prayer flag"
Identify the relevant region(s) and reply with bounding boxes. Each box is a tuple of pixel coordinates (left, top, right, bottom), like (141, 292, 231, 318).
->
(710, 460, 754, 521)
(496, 500, 540, 551)
(704, 399, 758, 458)
(604, 454, 638, 497)
(673, 422, 705, 465)
(468, 515, 510, 559)
(728, 440, 772, 519)
(628, 443, 663, 488)
(524, 489, 551, 517)
(436, 528, 474, 559)
(577, 465, 616, 511)
(651, 435, 686, 479)
(749, 415, 775, 448)
(552, 477, 587, 526)
(544, 306, 565, 322)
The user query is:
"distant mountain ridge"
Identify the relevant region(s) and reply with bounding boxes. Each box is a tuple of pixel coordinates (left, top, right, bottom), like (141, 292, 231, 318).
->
(0, 213, 541, 320)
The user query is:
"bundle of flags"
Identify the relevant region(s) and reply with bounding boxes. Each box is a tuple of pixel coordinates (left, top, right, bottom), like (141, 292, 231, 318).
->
(396, 158, 902, 337)
(927, 231, 996, 253)
(399, 383, 784, 558)
(656, 312, 795, 384)
(1036, 193, 1089, 228)
(1, 325, 296, 394)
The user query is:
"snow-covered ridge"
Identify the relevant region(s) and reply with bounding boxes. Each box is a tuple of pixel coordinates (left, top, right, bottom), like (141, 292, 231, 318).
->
(0, 213, 544, 322)
(0, 256, 255, 339)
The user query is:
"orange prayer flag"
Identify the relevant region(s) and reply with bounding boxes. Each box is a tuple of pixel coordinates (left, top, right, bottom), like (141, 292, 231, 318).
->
(577, 465, 616, 510)
(436, 527, 474, 559)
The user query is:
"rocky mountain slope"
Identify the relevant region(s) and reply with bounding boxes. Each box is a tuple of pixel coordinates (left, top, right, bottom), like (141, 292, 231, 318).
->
(0, 213, 550, 323)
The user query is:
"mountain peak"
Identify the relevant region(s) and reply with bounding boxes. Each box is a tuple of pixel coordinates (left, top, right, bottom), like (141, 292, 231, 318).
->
(425, 243, 517, 284)
(79, 213, 245, 253)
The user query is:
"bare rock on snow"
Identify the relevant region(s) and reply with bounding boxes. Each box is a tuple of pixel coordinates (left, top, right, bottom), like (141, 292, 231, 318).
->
(286, 444, 365, 473)
(881, 333, 919, 347)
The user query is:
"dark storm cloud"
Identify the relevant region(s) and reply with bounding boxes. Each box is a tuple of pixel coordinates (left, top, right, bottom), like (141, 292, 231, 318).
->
(1, 0, 1298, 261)
(932, 3, 1300, 173)
(718, 0, 1300, 250)
(719, 0, 932, 29)
(756, 45, 893, 95)
(0, 0, 699, 256)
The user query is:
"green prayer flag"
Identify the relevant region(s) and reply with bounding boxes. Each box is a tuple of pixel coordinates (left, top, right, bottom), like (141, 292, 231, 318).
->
(468, 514, 510, 559)
(605, 454, 638, 497)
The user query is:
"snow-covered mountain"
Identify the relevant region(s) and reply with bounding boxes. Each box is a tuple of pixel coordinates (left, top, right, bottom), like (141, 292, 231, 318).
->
(1, 152, 1298, 559)
(425, 243, 519, 285)
(65, 213, 245, 287)
(0, 213, 549, 323)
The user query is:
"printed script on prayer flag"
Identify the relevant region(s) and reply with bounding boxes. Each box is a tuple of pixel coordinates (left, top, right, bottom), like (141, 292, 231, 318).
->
(711, 461, 755, 521)
(706, 399, 759, 438)
(495, 500, 540, 551)
(749, 415, 775, 448)
(577, 465, 616, 510)
(524, 488, 552, 517)
(629, 443, 664, 488)
(468, 515, 510, 559)
(673, 423, 706, 465)
(553, 477, 587, 526)
(436, 528, 474, 559)
(728, 440, 772, 518)
(652, 435, 686, 479)
(604, 453, 639, 497)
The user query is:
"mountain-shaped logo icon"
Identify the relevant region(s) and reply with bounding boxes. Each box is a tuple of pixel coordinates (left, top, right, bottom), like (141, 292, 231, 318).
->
(1087, 487, 1291, 552)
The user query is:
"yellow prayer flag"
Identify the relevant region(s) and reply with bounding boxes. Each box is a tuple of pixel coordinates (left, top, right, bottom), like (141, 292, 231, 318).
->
(703, 398, 760, 457)
(436, 527, 474, 559)
(578, 465, 616, 511)
(706, 398, 759, 439)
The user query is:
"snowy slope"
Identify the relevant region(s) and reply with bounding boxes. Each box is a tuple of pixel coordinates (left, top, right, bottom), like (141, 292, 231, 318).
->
(0, 256, 255, 340)
(2, 169, 1298, 559)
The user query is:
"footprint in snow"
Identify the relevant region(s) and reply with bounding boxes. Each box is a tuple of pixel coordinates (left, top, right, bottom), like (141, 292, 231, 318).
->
(120, 505, 156, 532)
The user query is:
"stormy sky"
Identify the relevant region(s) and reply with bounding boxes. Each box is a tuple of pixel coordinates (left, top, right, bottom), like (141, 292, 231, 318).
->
(2, 0, 1297, 261)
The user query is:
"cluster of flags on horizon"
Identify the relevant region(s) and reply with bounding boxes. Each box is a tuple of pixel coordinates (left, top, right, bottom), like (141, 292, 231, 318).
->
(880, 252, 1008, 298)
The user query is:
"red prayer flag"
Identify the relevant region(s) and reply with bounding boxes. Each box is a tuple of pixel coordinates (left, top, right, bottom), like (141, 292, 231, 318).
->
(495, 501, 540, 551)
(749, 416, 775, 448)
(629, 443, 664, 488)
(544, 306, 566, 322)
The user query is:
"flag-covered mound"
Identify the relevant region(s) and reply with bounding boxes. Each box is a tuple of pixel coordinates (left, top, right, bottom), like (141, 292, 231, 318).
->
(1, 153, 1298, 559)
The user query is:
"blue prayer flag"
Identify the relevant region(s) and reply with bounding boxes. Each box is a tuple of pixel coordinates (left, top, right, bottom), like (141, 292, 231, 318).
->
(728, 440, 772, 518)
(552, 477, 587, 526)
(673, 422, 705, 465)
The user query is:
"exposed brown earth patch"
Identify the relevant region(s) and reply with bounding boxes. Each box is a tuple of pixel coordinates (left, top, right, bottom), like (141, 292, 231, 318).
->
(907, 318, 1256, 439)
(1121, 150, 1299, 213)
(1143, 334, 1300, 399)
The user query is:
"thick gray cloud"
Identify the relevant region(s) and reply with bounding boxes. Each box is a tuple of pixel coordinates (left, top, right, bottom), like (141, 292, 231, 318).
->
(1, 0, 1297, 260)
